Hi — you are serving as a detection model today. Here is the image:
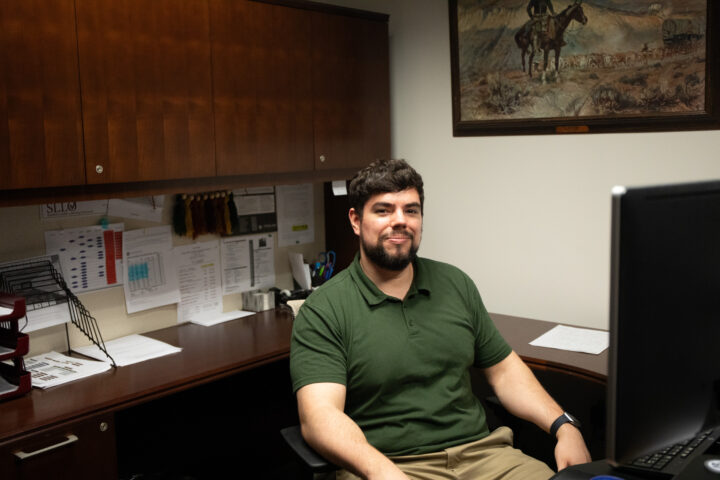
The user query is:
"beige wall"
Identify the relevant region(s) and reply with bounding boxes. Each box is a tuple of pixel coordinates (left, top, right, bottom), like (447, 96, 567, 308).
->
(323, 0, 720, 329)
(0, 187, 326, 356)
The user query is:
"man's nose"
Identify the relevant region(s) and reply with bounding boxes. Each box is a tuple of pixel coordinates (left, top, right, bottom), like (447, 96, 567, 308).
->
(390, 209, 407, 226)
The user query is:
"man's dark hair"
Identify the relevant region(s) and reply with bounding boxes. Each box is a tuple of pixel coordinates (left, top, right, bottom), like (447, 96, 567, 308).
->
(348, 159, 424, 217)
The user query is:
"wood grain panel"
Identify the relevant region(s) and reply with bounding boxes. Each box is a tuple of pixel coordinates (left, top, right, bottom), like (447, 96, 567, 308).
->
(0, 0, 85, 189)
(211, 0, 314, 175)
(77, 0, 215, 184)
(312, 12, 390, 171)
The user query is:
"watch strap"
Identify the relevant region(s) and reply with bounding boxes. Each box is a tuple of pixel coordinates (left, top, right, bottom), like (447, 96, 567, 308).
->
(550, 412, 580, 437)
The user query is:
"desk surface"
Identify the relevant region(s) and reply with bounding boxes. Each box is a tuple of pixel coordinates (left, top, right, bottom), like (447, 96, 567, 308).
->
(0, 309, 606, 444)
(491, 313, 607, 383)
(0, 309, 294, 443)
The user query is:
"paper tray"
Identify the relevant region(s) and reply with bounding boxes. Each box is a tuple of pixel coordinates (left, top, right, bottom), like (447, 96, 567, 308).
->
(0, 362, 31, 402)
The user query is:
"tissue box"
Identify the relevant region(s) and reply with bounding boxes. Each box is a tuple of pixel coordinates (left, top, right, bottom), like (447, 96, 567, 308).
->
(241, 290, 275, 312)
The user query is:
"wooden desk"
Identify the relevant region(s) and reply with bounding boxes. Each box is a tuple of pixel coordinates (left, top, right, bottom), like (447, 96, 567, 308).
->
(491, 313, 607, 383)
(0, 309, 294, 480)
(0, 309, 606, 479)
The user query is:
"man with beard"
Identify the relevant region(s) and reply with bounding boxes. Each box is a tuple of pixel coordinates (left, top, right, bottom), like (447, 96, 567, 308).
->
(290, 159, 590, 480)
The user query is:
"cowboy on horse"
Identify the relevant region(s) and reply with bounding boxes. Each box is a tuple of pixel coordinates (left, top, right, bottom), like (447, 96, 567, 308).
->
(515, 1, 587, 77)
(527, 0, 560, 52)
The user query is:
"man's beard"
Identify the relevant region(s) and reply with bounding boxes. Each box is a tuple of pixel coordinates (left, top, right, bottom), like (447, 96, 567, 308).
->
(361, 230, 419, 271)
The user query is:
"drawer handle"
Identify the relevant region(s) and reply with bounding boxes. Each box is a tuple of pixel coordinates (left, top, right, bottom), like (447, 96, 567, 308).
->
(13, 434, 79, 460)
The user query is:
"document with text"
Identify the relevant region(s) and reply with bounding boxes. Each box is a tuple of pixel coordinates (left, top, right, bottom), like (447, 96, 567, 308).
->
(529, 325, 609, 355)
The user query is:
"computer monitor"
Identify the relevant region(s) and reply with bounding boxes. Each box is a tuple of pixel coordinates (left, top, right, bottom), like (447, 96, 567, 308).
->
(607, 180, 720, 468)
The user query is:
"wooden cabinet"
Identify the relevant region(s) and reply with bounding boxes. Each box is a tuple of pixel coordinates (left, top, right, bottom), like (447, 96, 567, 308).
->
(0, 0, 85, 190)
(312, 11, 391, 170)
(0, 0, 389, 195)
(76, 0, 216, 184)
(212, 2, 390, 176)
(212, 0, 315, 176)
(0, 414, 117, 480)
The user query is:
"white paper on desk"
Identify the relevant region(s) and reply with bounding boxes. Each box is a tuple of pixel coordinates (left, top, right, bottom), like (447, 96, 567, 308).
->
(45, 223, 124, 293)
(221, 233, 275, 294)
(529, 325, 609, 355)
(108, 196, 164, 223)
(288, 252, 311, 290)
(0, 255, 71, 332)
(276, 184, 314, 247)
(190, 309, 255, 327)
(73, 334, 181, 366)
(122, 226, 181, 314)
(25, 351, 111, 389)
(175, 241, 222, 324)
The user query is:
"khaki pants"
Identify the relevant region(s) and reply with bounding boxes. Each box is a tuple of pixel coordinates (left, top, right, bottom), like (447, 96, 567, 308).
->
(335, 427, 554, 480)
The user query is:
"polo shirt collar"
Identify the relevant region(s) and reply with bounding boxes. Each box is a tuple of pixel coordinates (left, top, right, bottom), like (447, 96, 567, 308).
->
(349, 254, 431, 305)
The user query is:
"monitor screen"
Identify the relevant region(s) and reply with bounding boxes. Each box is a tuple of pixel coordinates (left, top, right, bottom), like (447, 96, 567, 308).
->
(607, 180, 720, 466)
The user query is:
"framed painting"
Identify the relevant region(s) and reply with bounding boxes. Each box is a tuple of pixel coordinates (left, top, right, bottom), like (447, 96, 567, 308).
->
(449, 0, 720, 135)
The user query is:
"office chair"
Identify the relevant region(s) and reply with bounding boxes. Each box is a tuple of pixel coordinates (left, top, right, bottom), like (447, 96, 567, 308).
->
(281, 425, 337, 479)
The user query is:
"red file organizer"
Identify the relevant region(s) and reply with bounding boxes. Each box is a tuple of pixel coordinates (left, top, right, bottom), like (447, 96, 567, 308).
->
(0, 293, 31, 401)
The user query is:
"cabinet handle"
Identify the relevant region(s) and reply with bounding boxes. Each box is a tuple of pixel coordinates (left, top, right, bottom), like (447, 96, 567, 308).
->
(13, 434, 79, 460)
(319, 155, 326, 163)
(95, 165, 104, 174)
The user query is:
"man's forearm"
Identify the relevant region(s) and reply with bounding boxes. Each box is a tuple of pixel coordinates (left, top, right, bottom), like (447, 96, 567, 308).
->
(483, 352, 591, 468)
(300, 406, 406, 480)
(484, 352, 563, 431)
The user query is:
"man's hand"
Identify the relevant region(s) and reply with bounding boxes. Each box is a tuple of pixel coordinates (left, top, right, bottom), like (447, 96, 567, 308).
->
(554, 424, 591, 470)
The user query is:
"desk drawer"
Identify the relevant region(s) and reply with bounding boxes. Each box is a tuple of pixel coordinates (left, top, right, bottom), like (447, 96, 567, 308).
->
(0, 413, 117, 480)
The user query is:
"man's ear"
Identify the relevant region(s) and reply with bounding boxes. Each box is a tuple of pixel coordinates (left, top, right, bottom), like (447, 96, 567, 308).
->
(348, 208, 361, 236)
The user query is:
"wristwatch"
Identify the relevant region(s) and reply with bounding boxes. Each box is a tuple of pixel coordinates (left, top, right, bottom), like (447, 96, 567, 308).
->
(550, 412, 581, 437)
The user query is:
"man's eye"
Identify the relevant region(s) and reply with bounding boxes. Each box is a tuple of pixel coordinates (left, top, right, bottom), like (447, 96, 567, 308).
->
(406, 209, 419, 215)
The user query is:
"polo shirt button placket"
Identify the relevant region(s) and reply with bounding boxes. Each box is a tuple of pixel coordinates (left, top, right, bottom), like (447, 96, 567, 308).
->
(401, 303, 415, 330)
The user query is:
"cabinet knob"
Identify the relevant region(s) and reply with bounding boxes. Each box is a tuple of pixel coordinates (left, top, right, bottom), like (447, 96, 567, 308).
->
(319, 155, 326, 163)
(95, 165, 104, 174)
(99, 421, 109, 432)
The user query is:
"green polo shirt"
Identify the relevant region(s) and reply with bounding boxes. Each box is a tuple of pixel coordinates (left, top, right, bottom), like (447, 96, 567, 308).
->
(290, 255, 512, 456)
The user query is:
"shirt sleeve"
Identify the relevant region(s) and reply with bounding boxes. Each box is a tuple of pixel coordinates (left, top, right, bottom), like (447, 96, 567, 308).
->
(468, 280, 512, 368)
(290, 299, 349, 393)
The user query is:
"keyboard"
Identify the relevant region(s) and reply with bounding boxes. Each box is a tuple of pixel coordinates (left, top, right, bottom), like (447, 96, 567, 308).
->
(625, 429, 717, 476)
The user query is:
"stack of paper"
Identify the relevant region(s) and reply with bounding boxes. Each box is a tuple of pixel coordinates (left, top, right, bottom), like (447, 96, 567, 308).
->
(25, 351, 112, 389)
(73, 334, 181, 367)
(529, 325, 609, 355)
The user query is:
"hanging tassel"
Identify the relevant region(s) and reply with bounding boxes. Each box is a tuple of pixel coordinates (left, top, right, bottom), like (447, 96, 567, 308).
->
(184, 195, 195, 239)
(172, 194, 187, 237)
(227, 192, 240, 235)
(204, 193, 217, 234)
(214, 193, 227, 236)
(222, 192, 233, 236)
(191, 195, 207, 238)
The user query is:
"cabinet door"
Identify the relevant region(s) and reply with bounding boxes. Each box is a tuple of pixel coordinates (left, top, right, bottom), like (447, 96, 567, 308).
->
(0, 414, 117, 480)
(0, 0, 85, 189)
(211, 0, 314, 176)
(77, 0, 215, 184)
(312, 12, 391, 171)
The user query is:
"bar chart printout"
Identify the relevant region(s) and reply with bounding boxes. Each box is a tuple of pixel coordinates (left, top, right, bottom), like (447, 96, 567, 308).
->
(122, 226, 180, 314)
(44, 223, 124, 293)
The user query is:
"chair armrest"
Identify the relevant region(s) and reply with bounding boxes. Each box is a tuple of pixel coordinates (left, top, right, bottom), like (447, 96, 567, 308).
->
(280, 425, 337, 473)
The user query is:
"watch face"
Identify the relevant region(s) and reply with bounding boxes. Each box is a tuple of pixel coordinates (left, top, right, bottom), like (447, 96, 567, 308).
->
(565, 412, 580, 426)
